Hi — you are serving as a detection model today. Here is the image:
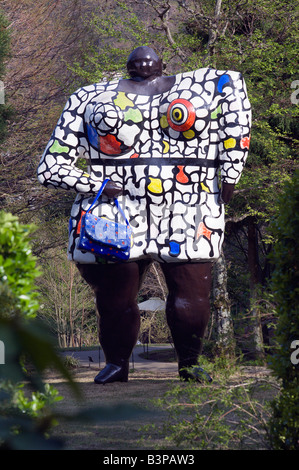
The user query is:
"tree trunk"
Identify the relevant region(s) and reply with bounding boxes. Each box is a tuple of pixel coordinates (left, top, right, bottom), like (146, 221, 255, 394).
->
(206, 0, 223, 65)
(212, 251, 236, 356)
(247, 217, 265, 360)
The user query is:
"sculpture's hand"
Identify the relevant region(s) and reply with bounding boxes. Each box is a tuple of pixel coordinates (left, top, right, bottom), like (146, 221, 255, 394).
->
(103, 181, 123, 198)
(219, 182, 235, 204)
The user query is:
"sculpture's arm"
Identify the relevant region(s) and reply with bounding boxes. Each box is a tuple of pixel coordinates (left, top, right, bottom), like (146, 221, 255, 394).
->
(37, 87, 121, 197)
(217, 72, 252, 204)
(37, 90, 99, 194)
(219, 182, 235, 204)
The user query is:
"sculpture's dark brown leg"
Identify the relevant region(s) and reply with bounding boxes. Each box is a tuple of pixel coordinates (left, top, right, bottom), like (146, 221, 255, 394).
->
(161, 262, 213, 382)
(77, 260, 151, 384)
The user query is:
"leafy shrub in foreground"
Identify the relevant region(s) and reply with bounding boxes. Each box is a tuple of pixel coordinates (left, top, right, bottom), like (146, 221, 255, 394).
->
(0, 211, 78, 449)
(267, 170, 299, 450)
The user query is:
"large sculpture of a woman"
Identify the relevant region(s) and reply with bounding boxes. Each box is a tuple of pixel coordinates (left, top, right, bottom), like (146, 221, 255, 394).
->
(38, 46, 251, 384)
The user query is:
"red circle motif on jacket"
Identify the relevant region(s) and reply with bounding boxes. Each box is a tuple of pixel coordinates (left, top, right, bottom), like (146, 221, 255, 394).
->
(167, 99, 196, 132)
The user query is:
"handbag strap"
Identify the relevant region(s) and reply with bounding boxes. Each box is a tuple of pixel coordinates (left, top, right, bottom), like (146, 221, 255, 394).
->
(113, 198, 130, 227)
(86, 179, 130, 226)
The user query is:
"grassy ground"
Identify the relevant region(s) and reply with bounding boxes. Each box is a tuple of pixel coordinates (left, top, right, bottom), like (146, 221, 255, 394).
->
(45, 350, 279, 451)
(47, 366, 179, 451)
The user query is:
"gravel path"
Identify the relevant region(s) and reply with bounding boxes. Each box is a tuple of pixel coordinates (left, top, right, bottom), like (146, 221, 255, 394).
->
(61, 345, 179, 374)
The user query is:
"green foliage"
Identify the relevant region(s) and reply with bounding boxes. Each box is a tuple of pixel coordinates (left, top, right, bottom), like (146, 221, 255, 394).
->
(267, 170, 299, 450)
(0, 297, 81, 449)
(0, 211, 80, 449)
(0, 11, 10, 76)
(62, 355, 81, 369)
(0, 211, 41, 318)
(67, 1, 155, 88)
(143, 357, 276, 450)
(0, 381, 63, 449)
(13, 383, 63, 418)
(220, 0, 298, 225)
(0, 314, 80, 389)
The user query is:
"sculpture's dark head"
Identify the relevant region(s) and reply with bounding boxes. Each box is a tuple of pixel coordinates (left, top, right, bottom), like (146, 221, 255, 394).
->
(127, 46, 162, 80)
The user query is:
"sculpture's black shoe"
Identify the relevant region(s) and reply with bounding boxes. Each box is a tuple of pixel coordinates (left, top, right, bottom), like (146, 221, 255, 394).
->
(94, 363, 128, 385)
(179, 365, 213, 383)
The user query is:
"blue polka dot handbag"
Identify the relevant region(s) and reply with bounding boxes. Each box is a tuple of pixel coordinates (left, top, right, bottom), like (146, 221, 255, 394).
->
(78, 179, 132, 261)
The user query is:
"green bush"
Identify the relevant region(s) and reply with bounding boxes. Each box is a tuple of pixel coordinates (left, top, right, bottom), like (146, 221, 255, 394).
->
(0, 211, 79, 449)
(0, 211, 41, 318)
(142, 356, 276, 450)
(267, 170, 299, 450)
